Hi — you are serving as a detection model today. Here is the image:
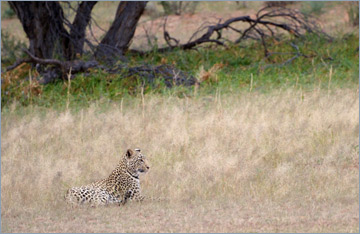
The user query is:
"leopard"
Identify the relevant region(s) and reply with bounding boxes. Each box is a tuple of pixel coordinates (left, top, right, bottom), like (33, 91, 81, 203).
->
(65, 148, 149, 206)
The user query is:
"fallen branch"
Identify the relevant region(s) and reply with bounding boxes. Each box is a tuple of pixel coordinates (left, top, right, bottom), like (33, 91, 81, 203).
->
(260, 42, 315, 70)
(24, 49, 98, 74)
(149, 6, 330, 54)
(163, 17, 179, 47)
(6, 49, 196, 86)
(126, 64, 197, 87)
(106, 63, 197, 87)
(19, 49, 99, 84)
(5, 58, 32, 72)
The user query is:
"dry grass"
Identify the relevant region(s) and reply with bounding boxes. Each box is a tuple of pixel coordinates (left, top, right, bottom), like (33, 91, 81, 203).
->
(1, 89, 359, 232)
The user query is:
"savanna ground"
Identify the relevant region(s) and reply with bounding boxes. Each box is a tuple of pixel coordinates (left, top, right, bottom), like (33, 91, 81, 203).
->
(1, 1, 359, 233)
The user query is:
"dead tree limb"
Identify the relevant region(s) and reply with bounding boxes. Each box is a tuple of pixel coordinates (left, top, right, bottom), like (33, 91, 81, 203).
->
(163, 17, 179, 47)
(19, 50, 196, 87)
(5, 58, 32, 72)
(123, 64, 197, 87)
(152, 6, 330, 53)
(260, 42, 315, 70)
(23, 49, 98, 84)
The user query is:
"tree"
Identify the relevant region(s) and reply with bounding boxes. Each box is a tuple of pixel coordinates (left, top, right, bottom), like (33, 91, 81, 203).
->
(95, 1, 147, 59)
(6, 2, 328, 84)
(7, 1, 147, 83)
(9, 1, 97, 60)
(9, 1, 147, 61)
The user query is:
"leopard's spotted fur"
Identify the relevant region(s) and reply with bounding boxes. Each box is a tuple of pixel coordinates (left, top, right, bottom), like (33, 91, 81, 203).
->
(65, 148, 149, 206)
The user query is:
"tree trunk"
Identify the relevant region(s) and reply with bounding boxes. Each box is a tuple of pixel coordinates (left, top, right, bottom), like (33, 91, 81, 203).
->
(9, 1, 72, 60)
(69, 1, 97, 59)
(9, 1, 97, 61)
(95, 1, 147, 60)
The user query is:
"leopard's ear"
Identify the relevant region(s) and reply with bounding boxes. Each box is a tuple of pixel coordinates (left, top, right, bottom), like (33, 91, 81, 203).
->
(126, 149, 134, 158)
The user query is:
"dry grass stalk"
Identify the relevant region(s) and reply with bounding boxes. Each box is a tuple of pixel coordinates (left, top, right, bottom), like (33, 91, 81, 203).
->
(328, 65, 332, 96)
(1, 89, 358, 232)
(66, 67, 72, 111)
(196, 63, 225, 83)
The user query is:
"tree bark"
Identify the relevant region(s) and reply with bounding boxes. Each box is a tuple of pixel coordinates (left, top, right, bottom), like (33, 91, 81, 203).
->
(9, 1, 71, 60)
(95, 1, 147, 60)
(9, 1, 97, 61)
(69, 1, 97, 59)
(9, 1, 146, 62)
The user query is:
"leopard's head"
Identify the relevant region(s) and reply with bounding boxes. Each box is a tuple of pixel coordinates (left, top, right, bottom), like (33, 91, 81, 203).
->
(125, 148, 149, 178)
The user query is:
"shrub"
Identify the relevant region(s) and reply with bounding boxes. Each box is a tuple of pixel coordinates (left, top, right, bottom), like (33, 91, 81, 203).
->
(1, 31, 27, 66)
(346, 2, 359, 26)
(265, 1, 295, 8)
(301, 2, 326, 16)
(159, 1, 199, 16)
(2, 3, 16, 19)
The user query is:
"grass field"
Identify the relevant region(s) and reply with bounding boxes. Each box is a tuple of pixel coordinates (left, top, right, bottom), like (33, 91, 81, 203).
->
(1, 88, 359, 232)
(1, 1, 359, 233)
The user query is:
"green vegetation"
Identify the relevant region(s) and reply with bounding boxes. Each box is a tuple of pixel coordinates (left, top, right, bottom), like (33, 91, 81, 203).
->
(1, 33, 358, 111)
(346, 2, 359, 26)
(159, 1, 199, 15)
(1, 2, 15, 19)
(301, 2, 327, 15)
(1, 31, 26, 65)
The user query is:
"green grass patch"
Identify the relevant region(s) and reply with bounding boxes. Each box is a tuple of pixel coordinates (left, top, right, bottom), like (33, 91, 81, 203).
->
(2, 33, 358, 111)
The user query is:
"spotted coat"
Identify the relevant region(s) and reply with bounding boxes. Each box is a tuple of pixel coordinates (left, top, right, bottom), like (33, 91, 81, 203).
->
(65, 148, 149, 206)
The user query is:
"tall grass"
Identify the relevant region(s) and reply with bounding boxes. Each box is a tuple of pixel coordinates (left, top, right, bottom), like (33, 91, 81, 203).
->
(1, 88, 358, 232)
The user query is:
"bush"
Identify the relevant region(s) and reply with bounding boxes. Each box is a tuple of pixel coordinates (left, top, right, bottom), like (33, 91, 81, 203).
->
(2, 3, 16, 19)
(301, 2, 326, 16)
(159, 1, 199, 16)
(143, 2, 162, 19)
(1, 31, 27, 66)
(265, 1, 295, 8)
(346, 2, 359, 26)
(235, 1, 248, 9)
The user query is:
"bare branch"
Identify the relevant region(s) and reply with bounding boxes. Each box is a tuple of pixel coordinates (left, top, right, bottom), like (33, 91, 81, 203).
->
(163, 17, 179, 48)
(23, 49, 99, 81)
(261, 42, 314, 70)
(24, 49, 64, 67)
(5, 58, 32, 72)
(146, 6, 331, 54)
